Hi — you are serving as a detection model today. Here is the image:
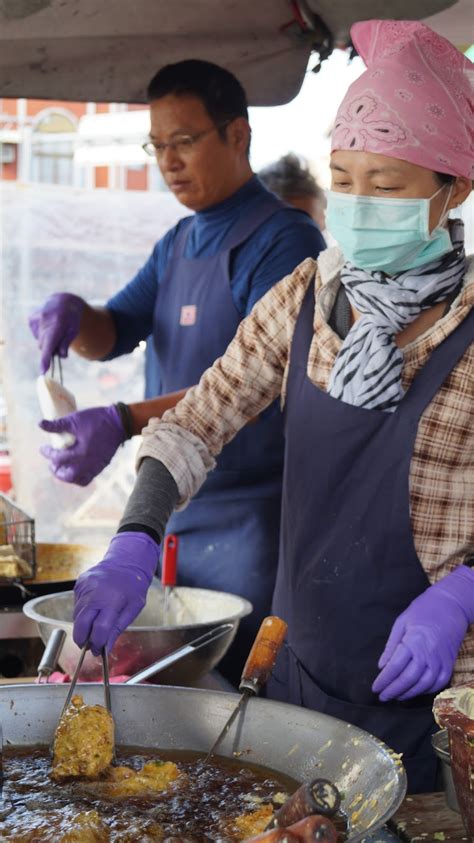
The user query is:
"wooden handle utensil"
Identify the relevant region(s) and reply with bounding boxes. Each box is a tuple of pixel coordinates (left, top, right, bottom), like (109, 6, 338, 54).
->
(267, 778, 341, 828)
(248, 814, 338, 842)
(239, 615, 288, 694)
(245, 831, 299, 842)
(205, 615, 288, 762)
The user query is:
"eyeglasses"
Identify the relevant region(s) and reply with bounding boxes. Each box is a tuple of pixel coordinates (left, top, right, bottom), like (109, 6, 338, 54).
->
(142, 120, 233, 158)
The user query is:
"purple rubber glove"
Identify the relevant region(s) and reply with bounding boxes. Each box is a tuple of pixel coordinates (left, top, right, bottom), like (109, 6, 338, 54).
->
(73, 532, 160, 656)
(29, 293, 85, 374)
(373, 566, 474, 702)
(39, 405, 126, 486)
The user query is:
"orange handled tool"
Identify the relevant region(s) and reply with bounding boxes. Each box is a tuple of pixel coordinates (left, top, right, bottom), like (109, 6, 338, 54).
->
(267, 778, 341, 829)
(205, 616, 288, 762)
(247, 814, 338, 842)
(239, 615, 288, 694)
(245, 831, 299, 842)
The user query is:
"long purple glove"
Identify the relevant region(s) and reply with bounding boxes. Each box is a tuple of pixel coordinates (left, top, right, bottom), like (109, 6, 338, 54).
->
(373, 565, 474, 702)
(39, 405, 126, 486)
(29, 293, 85, 374)
(73, 532, 160, 656)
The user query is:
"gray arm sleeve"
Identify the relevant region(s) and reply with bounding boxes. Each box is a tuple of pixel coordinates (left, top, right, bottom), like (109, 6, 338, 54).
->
(118, 457, 180, 543)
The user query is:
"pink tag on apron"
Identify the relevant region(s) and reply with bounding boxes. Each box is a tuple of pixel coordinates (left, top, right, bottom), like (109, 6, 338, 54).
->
(180, 305, 197, 326)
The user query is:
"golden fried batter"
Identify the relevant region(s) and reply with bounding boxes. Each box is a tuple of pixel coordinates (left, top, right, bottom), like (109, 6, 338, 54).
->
(0, 809, 109, 842)
(95, 759, 181, 797)
(0, 544, 32, 578)
(51, 695, 114, 781)
(56, 810, 108, 842)
(228, 804, 274, 837)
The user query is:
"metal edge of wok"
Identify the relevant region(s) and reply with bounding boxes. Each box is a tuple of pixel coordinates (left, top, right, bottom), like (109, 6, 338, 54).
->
(0, 683, 407, 840)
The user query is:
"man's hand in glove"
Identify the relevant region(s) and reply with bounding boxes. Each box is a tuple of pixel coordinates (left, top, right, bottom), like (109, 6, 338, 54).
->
(39, 405, 126, 486)
(29, 293, 85, 374)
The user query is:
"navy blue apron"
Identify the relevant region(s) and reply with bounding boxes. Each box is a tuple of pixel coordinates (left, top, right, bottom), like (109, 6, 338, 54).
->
(268, 282, 474, 793)
(153, 194, 287, 685)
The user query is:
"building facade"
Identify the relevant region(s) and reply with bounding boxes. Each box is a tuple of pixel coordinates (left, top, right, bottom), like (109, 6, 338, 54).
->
(0, 99, 159, 191)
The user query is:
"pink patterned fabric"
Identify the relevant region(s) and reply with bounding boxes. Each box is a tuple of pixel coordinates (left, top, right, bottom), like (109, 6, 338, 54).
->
(332, 20, 473, 179)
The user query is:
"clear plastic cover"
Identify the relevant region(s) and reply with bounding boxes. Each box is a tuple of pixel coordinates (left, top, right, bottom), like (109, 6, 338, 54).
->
(1, 182, 185, 545)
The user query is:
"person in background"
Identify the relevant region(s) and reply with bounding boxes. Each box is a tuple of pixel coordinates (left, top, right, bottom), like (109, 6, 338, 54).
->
(29, 60, 325, 686)
(70, 21, 473, 793)
(258, 153, 327, 232)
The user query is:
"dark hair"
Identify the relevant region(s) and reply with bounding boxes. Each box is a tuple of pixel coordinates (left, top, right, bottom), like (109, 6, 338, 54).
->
(258, 153, 325, 203)
(147, 59, 248, 143)
(435, 171, 456, 185)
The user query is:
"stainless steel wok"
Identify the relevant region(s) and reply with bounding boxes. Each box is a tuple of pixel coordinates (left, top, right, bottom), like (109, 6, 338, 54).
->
(0, 684, 406, 840)
(23, 587, 252, 684)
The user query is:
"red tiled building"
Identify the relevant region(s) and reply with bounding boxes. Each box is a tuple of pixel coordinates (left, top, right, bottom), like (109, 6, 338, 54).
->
(0, 99, 154, 191)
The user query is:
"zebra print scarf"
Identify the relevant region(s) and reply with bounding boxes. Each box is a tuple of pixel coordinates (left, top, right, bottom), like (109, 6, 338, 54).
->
(327, 220, 466, 412)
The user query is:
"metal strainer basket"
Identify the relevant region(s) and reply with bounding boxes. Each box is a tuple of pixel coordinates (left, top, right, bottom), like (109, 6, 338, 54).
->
(0, 492, 35, 582)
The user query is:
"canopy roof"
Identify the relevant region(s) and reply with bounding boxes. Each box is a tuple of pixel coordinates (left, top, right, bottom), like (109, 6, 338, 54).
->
(0, 0, 468, 106)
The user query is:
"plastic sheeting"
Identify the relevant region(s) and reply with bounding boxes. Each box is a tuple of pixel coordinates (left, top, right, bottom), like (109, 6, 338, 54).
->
(1, 182, 185, 543)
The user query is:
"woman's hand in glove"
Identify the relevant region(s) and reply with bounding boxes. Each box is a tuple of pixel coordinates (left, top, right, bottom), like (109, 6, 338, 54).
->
(373, 565, 474, 701)
(29, 293, 85, 374)
(73, 532, 160, 656)
(39, 405, 126, 486)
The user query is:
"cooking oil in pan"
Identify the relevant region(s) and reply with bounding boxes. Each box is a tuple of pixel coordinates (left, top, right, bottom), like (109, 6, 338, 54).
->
(0, 746, 349, 840)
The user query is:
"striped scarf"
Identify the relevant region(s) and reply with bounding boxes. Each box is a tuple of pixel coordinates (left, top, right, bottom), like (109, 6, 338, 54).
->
(327, 220, 467, 412)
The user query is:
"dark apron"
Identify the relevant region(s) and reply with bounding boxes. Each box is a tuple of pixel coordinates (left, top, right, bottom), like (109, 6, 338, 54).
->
(268, 282, 474, 792)
(153, 195, 287, 685)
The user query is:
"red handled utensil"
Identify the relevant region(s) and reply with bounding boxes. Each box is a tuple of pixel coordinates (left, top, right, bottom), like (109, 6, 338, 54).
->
(204, 615, 288, 763)
(162, 534, 178, 625)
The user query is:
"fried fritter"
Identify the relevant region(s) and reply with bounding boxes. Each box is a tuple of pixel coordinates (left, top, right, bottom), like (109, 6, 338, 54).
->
(0, 544, 32, 578)
(57, 810, 108, 842)
(228, 804, 274, 837)
(93, 759, 181, 797)
(51, 695, 114, 781)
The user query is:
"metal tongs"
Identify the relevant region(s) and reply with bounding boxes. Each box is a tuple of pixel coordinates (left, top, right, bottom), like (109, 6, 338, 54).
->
(52, 622, 234, 760)
(52, 641, 115, 762)
(50, 354, 64, 385)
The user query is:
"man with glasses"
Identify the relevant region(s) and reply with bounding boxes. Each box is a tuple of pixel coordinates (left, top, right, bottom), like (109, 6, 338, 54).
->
(29, 59, 325, 684)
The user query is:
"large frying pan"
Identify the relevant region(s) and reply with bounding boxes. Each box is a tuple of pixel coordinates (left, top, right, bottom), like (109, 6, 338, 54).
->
(26, 543, 107, 593)
(0, 684, 406, 841)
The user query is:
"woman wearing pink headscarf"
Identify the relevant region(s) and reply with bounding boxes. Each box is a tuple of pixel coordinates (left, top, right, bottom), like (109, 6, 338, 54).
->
(72, 21, 473, 792)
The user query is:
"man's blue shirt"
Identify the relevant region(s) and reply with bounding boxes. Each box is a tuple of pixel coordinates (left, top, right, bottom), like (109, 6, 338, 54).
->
(106, 176, 325, 359)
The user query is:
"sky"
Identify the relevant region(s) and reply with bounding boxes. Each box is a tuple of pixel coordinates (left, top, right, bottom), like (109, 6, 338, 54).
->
(248, 49, 365, 184)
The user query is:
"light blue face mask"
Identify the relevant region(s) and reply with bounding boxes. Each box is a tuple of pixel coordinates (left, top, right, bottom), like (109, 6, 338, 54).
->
(326, 186, 453, 275)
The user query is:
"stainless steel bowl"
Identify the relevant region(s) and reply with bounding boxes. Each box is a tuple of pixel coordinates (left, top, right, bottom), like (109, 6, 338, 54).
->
(431, 729, 460, 813)
(23, 586, 252, 683)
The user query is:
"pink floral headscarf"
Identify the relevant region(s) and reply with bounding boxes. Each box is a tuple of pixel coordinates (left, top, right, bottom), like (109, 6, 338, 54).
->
(331, 20, 473, 179)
